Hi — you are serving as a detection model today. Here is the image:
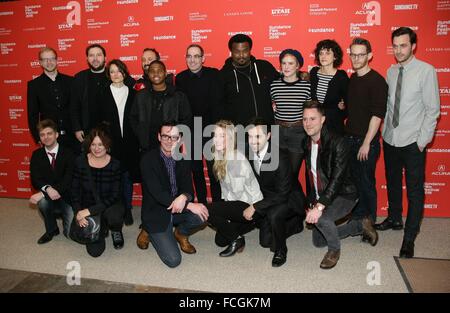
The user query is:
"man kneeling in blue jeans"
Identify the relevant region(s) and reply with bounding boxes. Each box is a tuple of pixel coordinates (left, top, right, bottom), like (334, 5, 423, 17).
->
(303, 101, 378, 269)
(138, 122, 208, 268)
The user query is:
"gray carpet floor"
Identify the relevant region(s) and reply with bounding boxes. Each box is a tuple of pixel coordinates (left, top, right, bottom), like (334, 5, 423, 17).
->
(1, 198, 449, 293)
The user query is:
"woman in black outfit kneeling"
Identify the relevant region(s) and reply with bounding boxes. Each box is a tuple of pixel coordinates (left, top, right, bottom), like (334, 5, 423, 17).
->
(71, 126, 124, 257)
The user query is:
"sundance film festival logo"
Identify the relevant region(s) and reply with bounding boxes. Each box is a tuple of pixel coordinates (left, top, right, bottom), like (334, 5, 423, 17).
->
(17, 170, 30, 181)
(432, 165, 450, 176)
(437, 20, 450, 35)
(437, 0, 450, 10)
(25, 5, 41, 18)
(1, 42, 15, 55)
(120, 34, 139, 47)
(356, 1, 381, 26)
(271, 7, 291, 16)
(191, 29, 211, 43)
(124, 16, 140, 27)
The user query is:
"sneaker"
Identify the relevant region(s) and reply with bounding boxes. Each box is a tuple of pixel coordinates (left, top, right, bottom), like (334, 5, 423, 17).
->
(111, 231, 124, 250)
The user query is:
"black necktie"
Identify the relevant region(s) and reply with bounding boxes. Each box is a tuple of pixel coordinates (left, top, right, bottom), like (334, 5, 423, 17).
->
(47, 152, 56, 169)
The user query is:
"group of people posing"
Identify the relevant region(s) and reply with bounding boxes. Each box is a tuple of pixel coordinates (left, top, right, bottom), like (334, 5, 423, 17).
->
(27, 27, 440, 269)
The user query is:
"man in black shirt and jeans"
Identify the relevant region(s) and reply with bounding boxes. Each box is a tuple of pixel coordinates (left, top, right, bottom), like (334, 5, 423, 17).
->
(175, 44, 222, 204)
(27, 47, 77, 151)
(345, 38, 388, 226)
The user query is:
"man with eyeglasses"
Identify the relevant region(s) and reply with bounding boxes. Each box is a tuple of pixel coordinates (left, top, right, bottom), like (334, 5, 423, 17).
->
(377, 27, 440, 258)
(138, 122, 208, 268)
(27, 47, 77, 151)
(134, 48, 174, 91)
(175, 44, 222, 204)
(345, 37, 388, 232)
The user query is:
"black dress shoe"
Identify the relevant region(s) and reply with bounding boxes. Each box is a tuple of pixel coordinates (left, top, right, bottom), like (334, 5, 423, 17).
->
(219, 237, 245, 257)
(37, 229, 60, 244)
(111, 231, 124, 250)
(272, 249, 287, 267)
(374, 217, 403, 231)
(399, 240, 415, 258)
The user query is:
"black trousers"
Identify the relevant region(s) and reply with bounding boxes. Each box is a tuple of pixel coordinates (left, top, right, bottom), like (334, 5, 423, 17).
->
(257, 203, 304, 252)
(383, 141, 425, 241)
(192, 158, 221, 204)
(207, 201, 255, 245)
(86, 202, 125, 257)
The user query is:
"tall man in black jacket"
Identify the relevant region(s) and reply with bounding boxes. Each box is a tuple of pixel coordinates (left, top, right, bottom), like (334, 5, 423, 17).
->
(245, 118, 306, 267)
(138, 123, 208, 268)
(27, 47, 77, 150)
(303, 101, 378, 269)
(29, 119, 75, 244)
(220, 34, 279, 126)
(175, 44, 222, 203)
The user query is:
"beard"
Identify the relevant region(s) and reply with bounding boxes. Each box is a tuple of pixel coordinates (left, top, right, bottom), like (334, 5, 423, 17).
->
(88, 61, 105, 72)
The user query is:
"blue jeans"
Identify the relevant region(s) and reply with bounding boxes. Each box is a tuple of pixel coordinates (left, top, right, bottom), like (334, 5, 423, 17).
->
(345, 135, 380, 222)
(38, 198, 74, 237)
(147, 210, 204, 268)
(312, 196, 360, 251)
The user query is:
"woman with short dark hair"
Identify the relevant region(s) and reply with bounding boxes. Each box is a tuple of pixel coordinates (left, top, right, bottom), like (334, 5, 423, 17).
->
(72, 126, 123, 257)
(310, 39, 349, 135)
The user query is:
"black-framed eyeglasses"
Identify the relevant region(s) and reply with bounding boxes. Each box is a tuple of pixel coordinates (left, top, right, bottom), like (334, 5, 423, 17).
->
(160, 134, 180, 141)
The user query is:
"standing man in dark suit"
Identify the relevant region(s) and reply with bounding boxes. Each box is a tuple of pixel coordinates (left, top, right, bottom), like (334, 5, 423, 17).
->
(27, 47, 77, 150)
(29, 119, 75, 244)
(245, 117, 305, 267)
(175, 44, 222, 204)
(137, 123, 208, 268)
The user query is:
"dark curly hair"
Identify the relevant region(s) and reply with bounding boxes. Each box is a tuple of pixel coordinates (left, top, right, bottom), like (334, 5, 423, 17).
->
(314, 39, 343, 68)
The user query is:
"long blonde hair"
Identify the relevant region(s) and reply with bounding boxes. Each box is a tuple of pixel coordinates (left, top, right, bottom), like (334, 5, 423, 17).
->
(212, 120, 236, 181)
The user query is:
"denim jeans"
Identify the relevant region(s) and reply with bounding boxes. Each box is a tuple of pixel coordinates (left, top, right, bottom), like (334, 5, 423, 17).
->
(148, 210, 204, 268)
(383, 141, 425, 241)
(312, 196, 360, 251)
(38, 198, 74, 237)
(345, 134, 380, 222)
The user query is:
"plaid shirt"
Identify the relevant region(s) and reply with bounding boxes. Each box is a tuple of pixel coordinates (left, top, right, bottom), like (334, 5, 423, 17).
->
(160, 150, 178, 197)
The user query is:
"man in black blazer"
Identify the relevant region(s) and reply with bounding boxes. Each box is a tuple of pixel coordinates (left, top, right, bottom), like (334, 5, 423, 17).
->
(27, 47, 77, 151)
(137, 123, 208, 268)
(29, 119, 75, 244)
(245, 117, 306, 267)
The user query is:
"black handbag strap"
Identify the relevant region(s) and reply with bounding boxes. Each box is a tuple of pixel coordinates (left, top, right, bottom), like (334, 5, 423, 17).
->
(84, 155, 102, 205)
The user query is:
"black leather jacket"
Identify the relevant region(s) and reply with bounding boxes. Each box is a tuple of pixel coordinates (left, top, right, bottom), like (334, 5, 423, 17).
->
(129, 84, 192, 152)
(304, 126, 357, 207)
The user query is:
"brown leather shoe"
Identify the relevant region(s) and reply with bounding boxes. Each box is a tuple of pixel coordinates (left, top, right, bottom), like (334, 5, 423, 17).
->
(174, 228, 196, 254)
(136, 229, 150, 250)
(320, 250, 340, 269)
(362, 217, 378, 246)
